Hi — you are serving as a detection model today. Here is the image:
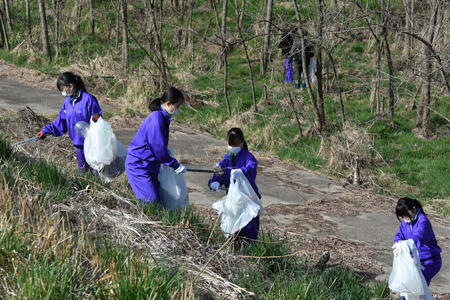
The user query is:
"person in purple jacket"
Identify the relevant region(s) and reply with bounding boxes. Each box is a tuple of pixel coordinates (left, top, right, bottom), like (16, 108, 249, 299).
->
(125, 87, 186, 204)
(208, 128, 261, 242)
(38, 72, 102, 173)
(393, 197, 442, 293)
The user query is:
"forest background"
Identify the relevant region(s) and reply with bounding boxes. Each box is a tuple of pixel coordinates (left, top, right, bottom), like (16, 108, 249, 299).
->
(1, 0, 450, 214)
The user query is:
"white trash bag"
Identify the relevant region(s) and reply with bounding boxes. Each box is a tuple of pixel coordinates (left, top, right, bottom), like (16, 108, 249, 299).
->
(308, 57, 316, 83)
(100, 134, 127, 181)
(212, 175, 263, 236)
(389, 240, 433, 300)
(83, 116, 114, 171)
(158, 164, 189, 210)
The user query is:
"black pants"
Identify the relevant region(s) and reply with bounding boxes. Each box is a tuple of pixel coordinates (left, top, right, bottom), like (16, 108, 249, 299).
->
(294, 57, 312, 83)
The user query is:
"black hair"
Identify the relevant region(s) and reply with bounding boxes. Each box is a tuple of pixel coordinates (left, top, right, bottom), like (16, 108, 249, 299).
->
(396, 197, 426, 222)
(57, 72, 87, 96)
(148, 87, 185, 112)
(227, 127, 248, 150)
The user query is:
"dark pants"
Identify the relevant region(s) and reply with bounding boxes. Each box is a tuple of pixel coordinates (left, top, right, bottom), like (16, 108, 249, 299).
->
(75, 146, 90, 173)
(294, 57, 312, 84)
(236, 216, 260, 243)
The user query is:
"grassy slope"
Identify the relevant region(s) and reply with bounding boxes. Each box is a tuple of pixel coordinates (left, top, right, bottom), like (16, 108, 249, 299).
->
(0, 135, 390, 299)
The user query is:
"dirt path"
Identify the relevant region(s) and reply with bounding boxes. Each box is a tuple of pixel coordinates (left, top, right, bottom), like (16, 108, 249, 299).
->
(1, 62, 449, 297)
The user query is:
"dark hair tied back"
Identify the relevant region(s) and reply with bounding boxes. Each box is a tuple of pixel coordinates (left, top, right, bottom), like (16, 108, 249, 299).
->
(395, 197, 425, 222)
(57, 72, 87, 96)
(149, 87, 184, 112)
(227, 127, 248, 150)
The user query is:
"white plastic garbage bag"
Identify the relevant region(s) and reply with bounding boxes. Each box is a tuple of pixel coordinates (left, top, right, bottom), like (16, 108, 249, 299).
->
(389, 240, 433, 300)
(212, 175, 263, 236)
(100, 134, 127, 181)
(158, 164, 189, 210)
(308, 57, 316, 83)
(84, 116, 114, 171)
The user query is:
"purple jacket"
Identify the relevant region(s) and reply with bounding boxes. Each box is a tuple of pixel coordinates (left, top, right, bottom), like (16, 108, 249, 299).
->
(209, 148, 261, 199)
(41, 90, 102, 147)
(127, 108, 179, 170)
(394, 211, 442, 263)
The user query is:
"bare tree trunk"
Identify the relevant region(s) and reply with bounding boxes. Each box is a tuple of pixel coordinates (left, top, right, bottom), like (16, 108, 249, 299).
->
(382, 0, 394, 124)
(403, 0, 412, 57)
(302, 36, 322, 131)
(420, 0, 439, 136)
(385, 34, 395, 124)
(115, 13, 120, 52)
(292, 0, 322, 131)
(52, 0, 61, 58)
(149, 0, 168, 87)
(288, 92, 303, 136)
(177, 0, 185, 46)
(0, 9, 9, 49)
(121, 0, 129, 75)
(234, 0, 257, 112)
(189, 0, 195, 69)
(26, 0, 31, 40)
(238, 0, 245, 29)
(217, 0, 228, 71)
(327, 51, 345, 124)
(38, 0, 51, 59)
(224, 50, 231, 117)
(90, 0, 95, 35)
(316, 0, 325, 127)
(2, 0, 12, 33)
(76, 0, 82, 32)
(260, 0, 273, 76)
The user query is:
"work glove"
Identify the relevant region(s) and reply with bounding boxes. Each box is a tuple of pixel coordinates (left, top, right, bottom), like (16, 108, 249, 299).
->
(92, 113, 100, 122)
(167, 148, 174, 158)
(37, 131, 47, 139)
(175, 164, 187, 174)
(210, 182, 220, 193)
(231, 169, 243, 181)
(392, 243, 402, 257)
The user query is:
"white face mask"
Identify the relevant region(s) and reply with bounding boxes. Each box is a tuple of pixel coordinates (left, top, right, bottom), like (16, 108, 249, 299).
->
(61, 86, 72, 97)
(403, 217, 411, 223)
(168, 104, 179, 116)
(228, 146, 242, 154)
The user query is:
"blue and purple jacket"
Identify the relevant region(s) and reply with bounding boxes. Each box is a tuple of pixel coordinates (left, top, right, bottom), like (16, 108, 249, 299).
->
(127, 108, 179, 170)
(394, 210, 442, 263)
(209, 148, 261, 199)
(41, 89, 102, 147)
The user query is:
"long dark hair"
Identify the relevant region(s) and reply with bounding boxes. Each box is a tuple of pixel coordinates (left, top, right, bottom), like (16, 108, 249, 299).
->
(396, 197, 426, 222)
(227, 127, 248, 150)
(57, 72, 87, 96)
(148, 87, 184, 112)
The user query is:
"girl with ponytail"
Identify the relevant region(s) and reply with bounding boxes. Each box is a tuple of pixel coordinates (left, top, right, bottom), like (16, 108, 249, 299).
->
(37, 72, 102, 173)
(393, 197, 442, 295)
(208, 128, 262, 242)
(126, 87, 186, 204)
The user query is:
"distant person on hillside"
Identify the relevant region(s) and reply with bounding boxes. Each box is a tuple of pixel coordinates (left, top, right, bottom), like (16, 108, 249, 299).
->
(208, 128, 262, 243)
(392, 197, 442, 299)
(38, 72, 102, 173)
(278, 28, 296, 84)
(288, 29, 315, 89)
(125, 87, 186, 204)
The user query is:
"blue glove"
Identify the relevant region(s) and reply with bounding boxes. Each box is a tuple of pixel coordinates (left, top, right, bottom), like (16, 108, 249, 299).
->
(210, 182, 220, 193)
(231, 169, 243, 181)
